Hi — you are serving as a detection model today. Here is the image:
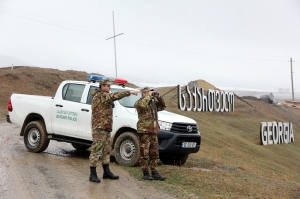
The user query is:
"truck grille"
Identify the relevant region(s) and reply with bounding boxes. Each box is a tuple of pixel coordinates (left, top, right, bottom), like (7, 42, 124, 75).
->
(171, 123, 198, 133)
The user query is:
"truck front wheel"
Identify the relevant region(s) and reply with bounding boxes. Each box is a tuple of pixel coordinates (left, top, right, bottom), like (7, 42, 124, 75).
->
(114, 132, 140, 166)
(160, 154, 189, 166)
(24, 120, 50, 153)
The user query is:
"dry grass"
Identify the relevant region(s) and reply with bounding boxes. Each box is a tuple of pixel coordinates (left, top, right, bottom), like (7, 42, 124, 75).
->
(1, 66, 300, 198)
(153, 85, 300, 198)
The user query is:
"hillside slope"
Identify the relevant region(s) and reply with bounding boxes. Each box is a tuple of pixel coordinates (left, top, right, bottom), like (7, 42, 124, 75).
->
(0, 66, 137, 119)
(155, 85, 300, 198)
(1, 66, 300, 198)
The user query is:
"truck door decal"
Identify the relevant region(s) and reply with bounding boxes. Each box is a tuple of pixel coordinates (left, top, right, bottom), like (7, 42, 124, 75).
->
(56, 110, 78, 121)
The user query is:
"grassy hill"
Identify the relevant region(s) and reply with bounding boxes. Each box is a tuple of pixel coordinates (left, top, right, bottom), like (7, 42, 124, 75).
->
(1, 66, 300, 198)
(153, 85, 300, 198)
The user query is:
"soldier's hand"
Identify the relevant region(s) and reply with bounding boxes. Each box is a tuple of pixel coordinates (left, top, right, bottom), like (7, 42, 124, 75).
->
(130, 91, 138, 96)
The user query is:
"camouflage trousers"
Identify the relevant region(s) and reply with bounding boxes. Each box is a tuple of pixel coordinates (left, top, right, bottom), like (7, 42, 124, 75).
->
(139, 133, 159, 172)
(89, 128, 111, 167)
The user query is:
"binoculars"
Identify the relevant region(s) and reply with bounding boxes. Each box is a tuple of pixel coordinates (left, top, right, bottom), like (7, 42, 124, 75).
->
(151, 92, 159, 97)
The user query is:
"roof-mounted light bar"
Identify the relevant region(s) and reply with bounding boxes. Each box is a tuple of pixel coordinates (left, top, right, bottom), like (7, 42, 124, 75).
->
(113, 78, 128, 84)
(87, 75, 128, 86)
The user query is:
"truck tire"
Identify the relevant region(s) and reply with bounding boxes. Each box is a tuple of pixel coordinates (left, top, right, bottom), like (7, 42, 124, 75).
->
(114, 132, 140, 166)
(160, 154, 189, 166)
(71, 143, 90, 150)
(24, 120, 50, 153)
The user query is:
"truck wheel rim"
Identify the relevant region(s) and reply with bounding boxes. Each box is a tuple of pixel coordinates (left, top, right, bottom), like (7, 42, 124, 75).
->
(120, 140, 136, 161)
(28, 128, 40, 147)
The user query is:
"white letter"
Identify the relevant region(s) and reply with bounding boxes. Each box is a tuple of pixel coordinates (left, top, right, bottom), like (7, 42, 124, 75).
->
(278, 122, 283, 144)
(283, 122, 289, 143)
(220, 91, 225, 112)
(289, 123, 294, 143)
(186, 86, 192, 111)
(224, 92, 229, 112)
(192, 87, 197, 111)
(178, 85, 186, 111)
(267, 122, 273, 145)
(215, 90, 220, 112)
(196, 87, 202, 112)
(272, 122, 278, 144)
(228, 92, 234, 112)
(208, 89, 215, 112)
(260, 122, 268, 145)
(201, 88, 208, 111)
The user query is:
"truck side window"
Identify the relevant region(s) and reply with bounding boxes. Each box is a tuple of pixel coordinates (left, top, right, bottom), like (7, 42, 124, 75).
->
(111, 88, 141, 108)
(87, 86, 97, 105)
(63, 83, 85, 103)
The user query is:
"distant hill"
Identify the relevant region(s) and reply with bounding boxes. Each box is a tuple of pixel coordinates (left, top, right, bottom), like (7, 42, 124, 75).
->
(0, 55, 30, 67)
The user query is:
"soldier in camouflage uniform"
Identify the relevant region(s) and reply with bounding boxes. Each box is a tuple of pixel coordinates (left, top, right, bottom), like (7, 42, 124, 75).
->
(134, 87, 166, 181)
(89, 79, 138, 183)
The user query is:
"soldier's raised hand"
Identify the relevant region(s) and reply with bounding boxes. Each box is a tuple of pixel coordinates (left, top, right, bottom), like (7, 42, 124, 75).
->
(130, 91, 138, 96)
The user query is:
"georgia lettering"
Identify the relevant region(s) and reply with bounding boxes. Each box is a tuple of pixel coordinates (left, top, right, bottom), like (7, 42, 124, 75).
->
(260, 122, 295, 145)
(178, 85, 234, 112)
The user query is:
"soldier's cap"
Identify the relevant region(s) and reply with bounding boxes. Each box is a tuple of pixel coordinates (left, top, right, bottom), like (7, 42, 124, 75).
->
(99, 79, 113, 85)
(140, 87, 154, 93)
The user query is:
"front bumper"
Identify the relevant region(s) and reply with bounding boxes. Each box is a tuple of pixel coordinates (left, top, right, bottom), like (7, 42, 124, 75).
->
(157, 130, 201, 155)
(6, 114, 11, 123)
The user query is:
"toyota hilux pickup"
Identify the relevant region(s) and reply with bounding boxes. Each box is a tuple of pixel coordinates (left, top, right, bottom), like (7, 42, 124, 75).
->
(7, 75, 201, 166)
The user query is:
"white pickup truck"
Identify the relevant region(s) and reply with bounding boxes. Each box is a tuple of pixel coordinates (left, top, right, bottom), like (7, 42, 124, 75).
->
(7, 75, 201, 166)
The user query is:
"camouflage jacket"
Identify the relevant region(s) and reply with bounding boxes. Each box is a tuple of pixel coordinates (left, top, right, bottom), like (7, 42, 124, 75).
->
(134, 95, 166, 134)
(91, 89, 130, 130)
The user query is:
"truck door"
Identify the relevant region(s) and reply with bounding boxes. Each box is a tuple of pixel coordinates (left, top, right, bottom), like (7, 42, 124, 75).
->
(52, 83, 85, 136)
(77, 85, 96, 140)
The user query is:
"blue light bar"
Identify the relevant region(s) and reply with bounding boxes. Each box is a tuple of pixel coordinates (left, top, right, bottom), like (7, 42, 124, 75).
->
(87, 75, 108, 81)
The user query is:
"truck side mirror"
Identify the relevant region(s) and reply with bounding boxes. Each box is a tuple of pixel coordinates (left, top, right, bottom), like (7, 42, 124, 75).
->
(112, 102, 115, 108)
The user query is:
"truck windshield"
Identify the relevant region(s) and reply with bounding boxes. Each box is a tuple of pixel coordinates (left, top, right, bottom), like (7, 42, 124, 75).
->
(111, 88, 141, 108)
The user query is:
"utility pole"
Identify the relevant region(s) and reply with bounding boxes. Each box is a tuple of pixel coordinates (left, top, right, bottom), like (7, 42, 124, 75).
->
(290, 57, 295, 101)
(106, 11, 123, 78)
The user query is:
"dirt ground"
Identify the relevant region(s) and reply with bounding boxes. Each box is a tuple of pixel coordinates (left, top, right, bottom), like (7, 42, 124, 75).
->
(0, 120, 175, 199)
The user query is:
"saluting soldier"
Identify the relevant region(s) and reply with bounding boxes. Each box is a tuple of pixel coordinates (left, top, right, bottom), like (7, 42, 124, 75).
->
(89, 79, 138, 183)
(134, 87, 166, 180)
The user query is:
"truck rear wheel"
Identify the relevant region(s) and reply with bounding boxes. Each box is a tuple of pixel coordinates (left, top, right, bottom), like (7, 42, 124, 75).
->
(24, 120, 50, 153)
(114, 132, 140, 166)
(160, 154, 189, 166)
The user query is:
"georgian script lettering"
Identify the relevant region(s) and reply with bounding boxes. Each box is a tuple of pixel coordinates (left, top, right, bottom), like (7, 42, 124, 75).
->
(178, 85, 234, 112)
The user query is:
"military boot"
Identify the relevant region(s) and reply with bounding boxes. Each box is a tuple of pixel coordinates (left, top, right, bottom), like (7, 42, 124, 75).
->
(142, 171, 153, 180)
(102, 164, 119, 180)
(152, 171, 166, 181)
(89, 167, 101, 183)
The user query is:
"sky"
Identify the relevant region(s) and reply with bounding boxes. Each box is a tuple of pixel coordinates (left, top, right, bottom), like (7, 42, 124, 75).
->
(0, 0, 300, 91)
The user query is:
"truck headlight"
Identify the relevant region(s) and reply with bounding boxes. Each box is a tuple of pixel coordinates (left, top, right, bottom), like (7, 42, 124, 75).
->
(158, 121, 172, 131)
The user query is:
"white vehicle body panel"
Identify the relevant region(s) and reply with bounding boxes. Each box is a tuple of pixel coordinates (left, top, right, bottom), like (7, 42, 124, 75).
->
(9, 95, 54, 133)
